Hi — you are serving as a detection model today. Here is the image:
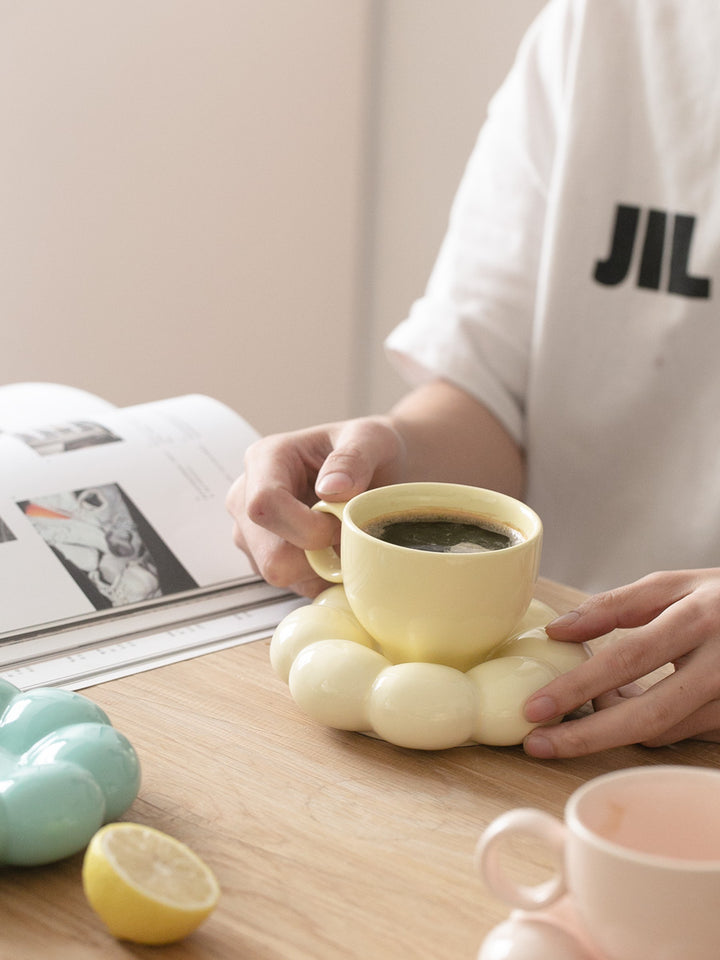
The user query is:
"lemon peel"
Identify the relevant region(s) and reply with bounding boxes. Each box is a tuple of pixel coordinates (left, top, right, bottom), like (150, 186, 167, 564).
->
(82, 822, 220, 945)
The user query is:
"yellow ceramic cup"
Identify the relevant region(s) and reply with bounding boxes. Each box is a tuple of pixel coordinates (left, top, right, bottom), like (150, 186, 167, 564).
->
(305, 482, 542, 671)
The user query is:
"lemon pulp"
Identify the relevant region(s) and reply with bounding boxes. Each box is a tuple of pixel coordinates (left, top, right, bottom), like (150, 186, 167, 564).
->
(82, 822, 220, 944)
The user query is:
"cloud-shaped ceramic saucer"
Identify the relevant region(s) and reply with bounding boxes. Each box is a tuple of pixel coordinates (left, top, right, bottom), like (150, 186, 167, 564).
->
(0, 678, 141, 865)
(270, 586, 589, 750)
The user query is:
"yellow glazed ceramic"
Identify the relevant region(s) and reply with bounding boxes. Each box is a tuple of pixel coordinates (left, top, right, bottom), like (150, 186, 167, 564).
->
(270, 588, 588, 750)
(305, 483, 543, 671)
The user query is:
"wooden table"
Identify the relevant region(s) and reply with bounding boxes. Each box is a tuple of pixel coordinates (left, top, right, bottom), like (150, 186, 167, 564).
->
(5, 579, 719, 959)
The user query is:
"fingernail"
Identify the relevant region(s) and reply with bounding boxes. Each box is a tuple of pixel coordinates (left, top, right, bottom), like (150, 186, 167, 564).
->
(316, 472, 354, 497)
(548, 610, 580, 629)
(524, 732, 556, 759)
(524, 695, 558, 723)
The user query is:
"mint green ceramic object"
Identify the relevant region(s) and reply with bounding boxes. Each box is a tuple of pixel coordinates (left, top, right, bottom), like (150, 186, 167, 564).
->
(0, 679, 141, 866)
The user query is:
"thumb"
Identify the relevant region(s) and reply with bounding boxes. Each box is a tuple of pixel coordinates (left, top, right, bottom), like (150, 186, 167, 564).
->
(315, 417, 402, 501)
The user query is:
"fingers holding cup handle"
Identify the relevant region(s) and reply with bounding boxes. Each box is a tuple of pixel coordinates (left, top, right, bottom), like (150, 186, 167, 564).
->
(476, 808, 567, 911)
(305, 501, 348, 583)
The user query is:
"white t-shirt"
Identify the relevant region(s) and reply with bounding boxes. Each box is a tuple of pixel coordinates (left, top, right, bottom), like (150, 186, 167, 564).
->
(386, 0, 720, 593)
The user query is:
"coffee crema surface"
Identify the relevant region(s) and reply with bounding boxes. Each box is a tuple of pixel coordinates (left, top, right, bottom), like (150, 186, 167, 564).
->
(363, 508, 522, 554)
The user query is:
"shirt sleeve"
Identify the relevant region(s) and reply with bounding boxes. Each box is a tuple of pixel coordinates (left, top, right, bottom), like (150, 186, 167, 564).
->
(385, 0, 579, 448)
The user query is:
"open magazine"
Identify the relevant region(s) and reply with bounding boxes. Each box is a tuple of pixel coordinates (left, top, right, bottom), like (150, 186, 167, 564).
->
(0, 390, 304, 690)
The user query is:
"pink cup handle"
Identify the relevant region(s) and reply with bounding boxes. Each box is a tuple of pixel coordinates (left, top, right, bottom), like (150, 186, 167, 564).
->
(476, 807, 567, 910)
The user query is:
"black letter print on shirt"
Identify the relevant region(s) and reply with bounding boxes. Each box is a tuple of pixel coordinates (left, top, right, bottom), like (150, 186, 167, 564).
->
(593, 204, 711, 298)
(594, 204, 640, 286)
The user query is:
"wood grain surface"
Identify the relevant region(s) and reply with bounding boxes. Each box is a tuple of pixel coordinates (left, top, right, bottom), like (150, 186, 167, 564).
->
(4, 579, 717, 959)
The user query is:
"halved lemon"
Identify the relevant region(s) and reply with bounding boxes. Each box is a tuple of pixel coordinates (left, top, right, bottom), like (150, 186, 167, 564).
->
(82, 822, 220, 944)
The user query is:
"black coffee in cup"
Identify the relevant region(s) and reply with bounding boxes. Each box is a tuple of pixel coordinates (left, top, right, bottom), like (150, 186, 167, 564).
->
(363, 508, 522, 554)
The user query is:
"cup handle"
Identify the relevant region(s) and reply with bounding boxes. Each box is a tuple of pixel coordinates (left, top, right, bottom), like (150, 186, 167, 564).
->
(475, 808, 567, 911)
(304, 500, 347, 584)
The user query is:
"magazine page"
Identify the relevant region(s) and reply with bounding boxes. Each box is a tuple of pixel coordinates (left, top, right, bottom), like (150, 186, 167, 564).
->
(0, 394, 261, 640)
(0, 382, 118, 432)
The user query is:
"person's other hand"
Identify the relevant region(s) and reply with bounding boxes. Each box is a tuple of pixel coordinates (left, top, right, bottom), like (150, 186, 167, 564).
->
(522, 570, 720, 757)
(225, 416, 405, 597)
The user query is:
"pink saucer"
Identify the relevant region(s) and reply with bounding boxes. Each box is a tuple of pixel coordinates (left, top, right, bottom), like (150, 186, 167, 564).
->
(478, 896, 607, 960)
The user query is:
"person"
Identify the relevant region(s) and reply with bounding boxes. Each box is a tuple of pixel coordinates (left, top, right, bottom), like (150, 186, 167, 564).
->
(226, 0, 720, 758)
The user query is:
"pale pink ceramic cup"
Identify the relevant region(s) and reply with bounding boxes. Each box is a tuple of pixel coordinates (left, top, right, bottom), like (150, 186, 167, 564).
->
(477, 765, 720, 960)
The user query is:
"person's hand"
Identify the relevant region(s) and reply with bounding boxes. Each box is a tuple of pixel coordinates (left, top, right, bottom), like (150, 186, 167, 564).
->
(522, 569, 720, 758)
(225, 416, 406, 597)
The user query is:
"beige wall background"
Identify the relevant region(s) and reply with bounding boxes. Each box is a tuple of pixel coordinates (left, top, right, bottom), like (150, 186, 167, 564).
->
(0, 0, 544, 435)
